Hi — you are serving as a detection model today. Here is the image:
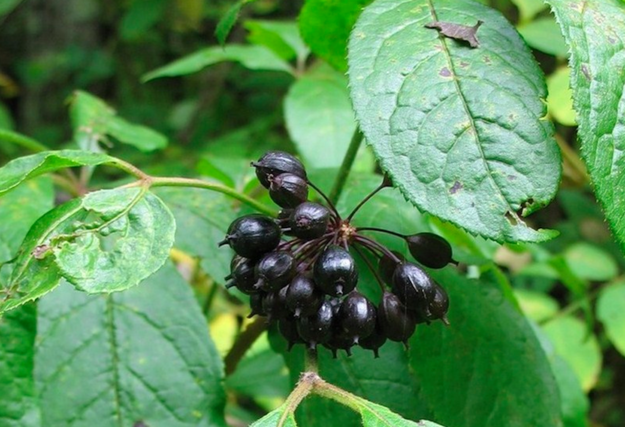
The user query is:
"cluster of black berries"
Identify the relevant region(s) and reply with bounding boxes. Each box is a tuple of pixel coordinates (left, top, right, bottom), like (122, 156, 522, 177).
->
(219, 151, 453, 357)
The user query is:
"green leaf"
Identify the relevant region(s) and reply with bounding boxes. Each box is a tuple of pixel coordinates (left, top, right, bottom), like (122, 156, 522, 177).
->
(1, 198, 85, 315)
(250, 404, 297, 427)
(284, 65, 358, 169)
(597, 281, 625, 356)
(53, 188, 176, 293)
(70, 91, 168, 152)
(216, 0, 247, 46)
(562, 242, 618, 281)
(545, 0, 625, 253)
(299, 0, 372, 71)
(514, 288, 559, 323)
(542, 316, 602, 391)
(35, 262, 227, 427)
(518, 17, 569, 57)
(511, 0, 549, 22)
(245, 20, 309, 62)
(0, 150, 113, 196)
(547, 67, 577, 126)
(410, 269, 562, 427)
(155, 188, 236, 284)
(349, 0, 561, 243)
(142, 44, 293, 82)
(0, 304, 39, 427)
(353, 399, 443, 427)
(551, 356, 590, 427)
(0, 0, 22, 17)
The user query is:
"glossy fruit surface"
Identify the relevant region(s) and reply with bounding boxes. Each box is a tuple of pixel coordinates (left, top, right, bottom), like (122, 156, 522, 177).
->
(378, 292, 416, 343)
(226, 256, 257, 294)
(359, 320, 387, 358)
(252, 151, 307, 188)
(424, 283, 450, 321)
(313, 245, 358, 296)
(262, 287, 289, 321)
(285, 274, 323, 318)
(278, 316, 302, 350)
(269, 173, 309, 208)
(220, 214, 281, 259)
(406, 232, 452, 269)
(378, 250, 405, 285)
(338, 291, 376, 343)
(289, 202, 330, 240)
(248, 292, 266, 318)
(297, 301, 334, 349)
(254, 251, 296, 292)
(392, 262, 436, 313)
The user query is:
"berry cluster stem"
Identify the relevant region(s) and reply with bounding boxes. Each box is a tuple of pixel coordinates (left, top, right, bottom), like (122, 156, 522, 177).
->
(328, 128, 364, 205)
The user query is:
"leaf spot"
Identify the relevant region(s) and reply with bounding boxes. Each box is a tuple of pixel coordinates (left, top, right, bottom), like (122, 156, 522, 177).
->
(439, 67, 452, 77)
(450, 181, 463, 194)
(581, 64, 591, 80)
(505, 211, 519, 225)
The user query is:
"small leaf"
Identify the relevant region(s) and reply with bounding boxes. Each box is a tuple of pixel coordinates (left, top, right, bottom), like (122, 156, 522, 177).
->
(70, 91, 168, 152)
(547, 67, 576, 126)
(597, 281, 625, 356)
(511, 0, 549, 22)
(0, 304, 38, 427)
(0, 150, 113, 196)
(284, 65, 358, 169)
(53, 188, 176, 293)
(250, 404, 298, 427)
(351, 398, 443, 427)
(216, 0, 247, 45)
(517, 17, 569, 57)
(299, 0, 372, 71)
(349, 0, 561, 243)
(542, 316, 602, 391)
(562, 242, 618, 282)
(1, 198, 85, 315)
(545, 0, 625, 253)
(245, 20, 309, 62)
(425, 20, 483, 48)
(142, 44, 293, 82)
(514, 288, 559, 323)
(35, 262, 228, 427)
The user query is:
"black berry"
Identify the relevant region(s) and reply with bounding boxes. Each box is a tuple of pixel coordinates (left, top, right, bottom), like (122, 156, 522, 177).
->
(297, 300, 334, 350)
(290, 202, 330, 240)
(254, 251, 296, 292)
(252, 151, 307, 189)
(313, 245, 358, 297)
(406, 233, 453, 269)
(219, 214, 281, 259)
(378, 292, 416, 344)
(392, 262, 436, 314)
(269, 173, 309, 208)
(338, 291, 376, 344)
(285, 274, 324, 318)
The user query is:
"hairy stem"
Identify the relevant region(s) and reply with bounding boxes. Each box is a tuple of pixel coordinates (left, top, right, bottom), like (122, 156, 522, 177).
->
(328, 128, 364, 205)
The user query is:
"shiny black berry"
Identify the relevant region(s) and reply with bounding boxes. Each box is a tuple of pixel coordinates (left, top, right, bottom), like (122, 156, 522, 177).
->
(423, 284, 449, 322)
(324, 330, 354, 358)
(252, 151, 307, 189)
(285, 274, 324, 318)
(219, 214, 281, 259)
(378, 250, 405, 285)
(289, 202, 330, 240)
(392, 262, 436, 314)
(225, 256, 258, 294)
(262, 287, 289, 321)
(269, 173, 309, 208)
(248, 292, 266, 318)
(297, 301, 334, 350)
(254, 251, 296, 292)
(406, 233, 452, 269)
(378, 292, 416, 343)
(359, 318, 387, 358)
(338, 291, 376, 344)
(278, 315, 303, 350)
(313, 245, 358, 297)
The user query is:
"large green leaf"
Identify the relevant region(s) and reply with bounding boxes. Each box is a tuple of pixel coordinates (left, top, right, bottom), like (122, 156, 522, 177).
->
(349, 0, 561, 243)
(0, 150, 113, 196)
(545, 0, 625, 252)
(0, 304, 39, 427)
(409, 269, 562, 427)
(299, 0, 372, 71)
(142, 44, 293, 82)
(1, 188, 175, 314)
(35, 262, 227, 427)
(70, 91, 168, 152)
(284, 65, 358, 169)
(597, 281, 625, 356)
(54, 188, 176, 293)
(155, 188, 235, 284)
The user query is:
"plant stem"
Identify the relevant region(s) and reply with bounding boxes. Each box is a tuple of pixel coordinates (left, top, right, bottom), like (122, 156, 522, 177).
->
(224, 317, 268, 376)
(305, 347, 318, 373)
(147, 177, 277, 216)
(355, 227, 407, 239)
(346, 181, 387, 221)
(0, 129, 48, 152)
(328, 128, 363, 205)
(307, 180, 341, 220)
(352, 244, 386, 293)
